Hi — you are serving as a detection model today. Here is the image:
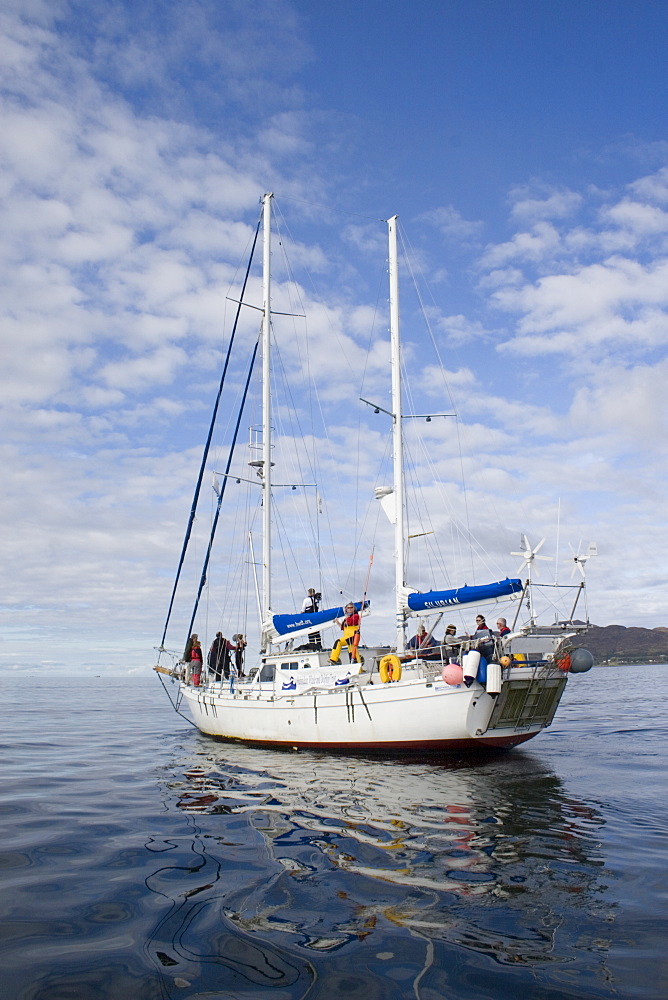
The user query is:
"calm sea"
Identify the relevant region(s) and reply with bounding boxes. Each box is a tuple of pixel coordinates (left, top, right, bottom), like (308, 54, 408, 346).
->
(1, 664, 666, 1000)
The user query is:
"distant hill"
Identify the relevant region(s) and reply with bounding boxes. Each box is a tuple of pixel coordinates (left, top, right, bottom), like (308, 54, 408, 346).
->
(571, 625, 668, 664)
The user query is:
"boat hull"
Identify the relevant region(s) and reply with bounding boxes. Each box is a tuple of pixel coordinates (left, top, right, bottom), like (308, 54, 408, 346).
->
(178, 666, 567, 753)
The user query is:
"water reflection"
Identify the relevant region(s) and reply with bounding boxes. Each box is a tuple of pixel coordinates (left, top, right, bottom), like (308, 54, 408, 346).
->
(147, 746, 616, 998)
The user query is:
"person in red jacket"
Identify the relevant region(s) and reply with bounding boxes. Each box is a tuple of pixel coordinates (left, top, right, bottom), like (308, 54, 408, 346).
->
(329, 603, 361, 664)
(189, 639, 203, 686)
(496, 617, 511, 637)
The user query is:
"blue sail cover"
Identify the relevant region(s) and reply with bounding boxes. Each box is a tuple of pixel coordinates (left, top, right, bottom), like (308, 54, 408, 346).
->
(272, 601, 369, 638)
(407, 579, 523, 612)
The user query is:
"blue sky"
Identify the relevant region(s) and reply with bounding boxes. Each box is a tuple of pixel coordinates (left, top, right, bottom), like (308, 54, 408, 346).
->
(2, 0, 668, 672)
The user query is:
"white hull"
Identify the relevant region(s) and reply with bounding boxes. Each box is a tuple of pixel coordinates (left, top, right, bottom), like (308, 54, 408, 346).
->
(176, 659, 568, 752)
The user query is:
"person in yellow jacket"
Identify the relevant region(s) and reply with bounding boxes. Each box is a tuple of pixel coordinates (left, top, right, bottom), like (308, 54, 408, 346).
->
(329, 603, 361, 664)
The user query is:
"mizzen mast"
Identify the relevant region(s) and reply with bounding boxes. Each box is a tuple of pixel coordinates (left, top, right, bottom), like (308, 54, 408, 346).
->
(388, 216, 407, 653)
(261, 192, 273, 650)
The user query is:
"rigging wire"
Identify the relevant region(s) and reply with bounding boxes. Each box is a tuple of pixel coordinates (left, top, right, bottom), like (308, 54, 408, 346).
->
(271, 202, 342, 593)
(159, 213, 262, 649)
(396, 222, 516, 586)
(395, 223, 478, 583)
(271, 199, 386, 604)
(201, 472, 253, 649)
(186, 338, 260, 644)
(346, 248, 391, 604)
(397, 221, 557, 588)
(269, 334, 323, 590)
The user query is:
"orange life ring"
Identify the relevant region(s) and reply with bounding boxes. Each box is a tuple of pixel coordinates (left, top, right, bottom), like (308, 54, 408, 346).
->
(379, 654, 402, 683)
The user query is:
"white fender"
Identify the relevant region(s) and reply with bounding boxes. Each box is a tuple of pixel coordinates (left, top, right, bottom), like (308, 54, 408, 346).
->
(486, 661, 502, 695)
(463, 649, 480, 683)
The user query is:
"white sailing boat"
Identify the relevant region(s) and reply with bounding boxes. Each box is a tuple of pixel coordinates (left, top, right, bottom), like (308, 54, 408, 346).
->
(154, 193, 594, 752)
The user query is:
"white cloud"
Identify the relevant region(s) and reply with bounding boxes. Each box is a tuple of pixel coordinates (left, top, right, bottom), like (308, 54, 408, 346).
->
(480, 221, 562, 269)
(601, 198, 668, 239)
(493, 256, 668, 354)
(422, 205, 483, 242)
(569, 359, 668, 451)
(435, 313, 490, 345)
(478, 169, 668, 367)
(509, 186, 583, 223)
(98, 345, 189, 390)
(629, 166, 668, 204)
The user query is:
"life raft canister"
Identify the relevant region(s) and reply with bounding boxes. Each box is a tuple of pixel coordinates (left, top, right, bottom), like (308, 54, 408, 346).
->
(379, 654, 402, 683)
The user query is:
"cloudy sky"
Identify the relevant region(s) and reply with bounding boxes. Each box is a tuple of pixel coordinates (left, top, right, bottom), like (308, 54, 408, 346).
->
(2, 0, 668, 672)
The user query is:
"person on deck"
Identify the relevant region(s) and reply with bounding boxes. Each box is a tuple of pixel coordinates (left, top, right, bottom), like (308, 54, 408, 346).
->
(471, 615, 493, 637)
(232, 634, 247, 676)
(471, 615, 495, 659)
(442, 623, 461, 662)
(208, 632, 232, 681)
(301, 588, 322, 649)
(406, 623, 439, 658)
(182, 633, 199, 682)
(329, 603, 361, 664)
(496, 617, 511, 638)
(183, 633, 198, 663)
(190, 639, 203, 686)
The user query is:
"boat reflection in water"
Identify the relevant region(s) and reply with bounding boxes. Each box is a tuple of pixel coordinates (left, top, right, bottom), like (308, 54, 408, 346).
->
(148, 745, 615, 998)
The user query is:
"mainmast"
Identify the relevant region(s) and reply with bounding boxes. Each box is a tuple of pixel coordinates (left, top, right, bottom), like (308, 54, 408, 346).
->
(261, 192, 273, 650)
(388, 216, 407, 653)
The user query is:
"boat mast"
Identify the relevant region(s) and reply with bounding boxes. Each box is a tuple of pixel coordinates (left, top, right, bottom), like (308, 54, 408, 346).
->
(388, 216, 407, 652)
(261, 192, 273, 650)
